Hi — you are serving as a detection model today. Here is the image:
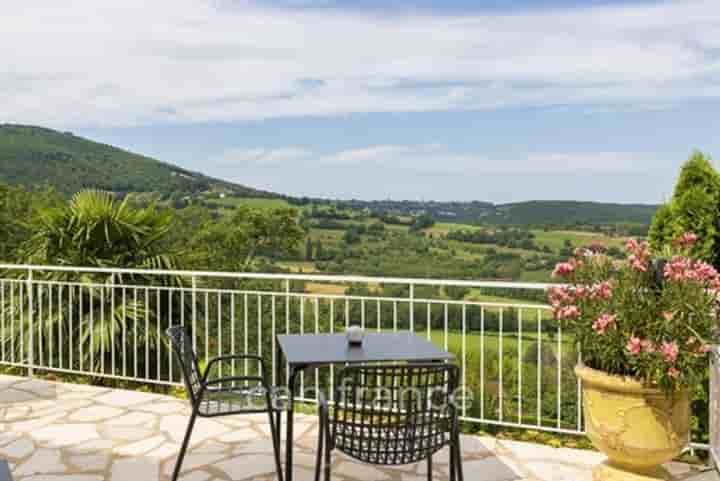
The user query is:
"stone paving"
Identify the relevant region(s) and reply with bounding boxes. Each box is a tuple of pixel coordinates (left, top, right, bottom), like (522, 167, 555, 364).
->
(0, 374, 713, 481)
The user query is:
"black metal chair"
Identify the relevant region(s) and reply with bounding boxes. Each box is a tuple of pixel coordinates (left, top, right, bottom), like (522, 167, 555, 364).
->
(166, 326, 284, 481)
(315, 363, 463, 481)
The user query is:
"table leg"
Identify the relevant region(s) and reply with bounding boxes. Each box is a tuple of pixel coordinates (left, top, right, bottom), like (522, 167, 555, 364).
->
(285, 365, 302, 481)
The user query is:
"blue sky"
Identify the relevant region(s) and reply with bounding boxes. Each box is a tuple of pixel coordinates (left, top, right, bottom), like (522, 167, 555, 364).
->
(3, 0, 720, 203)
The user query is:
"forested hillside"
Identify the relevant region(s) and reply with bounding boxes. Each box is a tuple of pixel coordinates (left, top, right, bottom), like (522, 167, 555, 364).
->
(307, 198, 657, 227)
(490, 201, 657, 225)
(0, 124, 657, 229)
(0, 124, 272, 197)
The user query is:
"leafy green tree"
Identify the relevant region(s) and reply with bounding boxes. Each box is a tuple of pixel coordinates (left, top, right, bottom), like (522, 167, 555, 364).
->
(25, 190, 176, 269)
(409, 213, 435, 232)
(445, 285, 470, 300)
(6, 190, 180, 376)
(367, 222, 385, 236)
(305, 237, 314, 261)
(649, 152, 720, 265)
(0, 185, 31, 261)
(193, 205, 305, 271)
(0, 183, 59, 262)
(343, 228, 361, 245)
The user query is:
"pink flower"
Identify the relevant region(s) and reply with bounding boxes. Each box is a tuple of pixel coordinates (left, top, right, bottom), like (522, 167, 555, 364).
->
(627, 336, 642, 355)
(625, 238, 650, 272)
(625, 238, 640, 253)
(588, 242, 606, 254)
(693, 261, 718, 282)
(628, 254, 648, 272)
(590, 281, 613, 300)
(552, 260, 577, 278)
(663, 311, 674, 322)
(592, 313, 616, 334)
(664, 256, 692, 281)
(674, 232, 698, 249)
(668, 367, 680, 379)
(661, 341, 679, 363)
(664, 257, 719, 284)
(555, 305, 581, 320)
(547, 286, 576, 309)
(573, 247, 590, 257)
(641, 339, 656, 353)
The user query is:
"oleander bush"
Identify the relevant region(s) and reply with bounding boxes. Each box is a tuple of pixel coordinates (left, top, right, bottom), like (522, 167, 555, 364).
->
(549, 233, 719, 393)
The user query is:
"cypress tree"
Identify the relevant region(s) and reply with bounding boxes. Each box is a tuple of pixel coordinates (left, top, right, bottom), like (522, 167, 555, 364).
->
(649, 151, 720, 265)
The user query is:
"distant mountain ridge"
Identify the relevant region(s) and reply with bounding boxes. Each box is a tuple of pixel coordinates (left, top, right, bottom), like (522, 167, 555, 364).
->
(0, 124, 273, 197)
(0, 124, 658, 226)
(490, 200, 657, 225)
(326, 198, 657, 226)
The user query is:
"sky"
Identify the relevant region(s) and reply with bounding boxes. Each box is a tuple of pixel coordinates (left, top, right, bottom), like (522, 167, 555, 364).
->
(3, 0, 720, 204)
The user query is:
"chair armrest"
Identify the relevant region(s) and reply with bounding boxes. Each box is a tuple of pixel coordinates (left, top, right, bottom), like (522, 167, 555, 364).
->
(205, 376, 266, 387)
(203, 355, 267, 383)
(196, 376, 271, 402)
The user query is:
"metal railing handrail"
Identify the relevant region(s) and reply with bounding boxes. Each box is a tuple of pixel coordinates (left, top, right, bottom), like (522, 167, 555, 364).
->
(0, 263, 558, 290)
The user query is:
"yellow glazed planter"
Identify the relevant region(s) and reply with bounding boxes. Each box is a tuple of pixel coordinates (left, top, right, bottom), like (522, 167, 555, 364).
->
(575, 365, 690, 481)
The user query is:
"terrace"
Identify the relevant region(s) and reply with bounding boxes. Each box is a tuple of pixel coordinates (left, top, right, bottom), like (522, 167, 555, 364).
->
(0, 264, 717, 481)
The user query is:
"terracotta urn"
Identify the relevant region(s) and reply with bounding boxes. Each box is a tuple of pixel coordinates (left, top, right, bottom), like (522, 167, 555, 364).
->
(575, 365, 690, 481)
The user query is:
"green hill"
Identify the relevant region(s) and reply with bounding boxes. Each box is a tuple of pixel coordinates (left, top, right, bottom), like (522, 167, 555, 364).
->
(0, 124, 272, 197)
(329, 198, 657, 226)
(0, 124, 658, 227)
(491, 200, 657, 225)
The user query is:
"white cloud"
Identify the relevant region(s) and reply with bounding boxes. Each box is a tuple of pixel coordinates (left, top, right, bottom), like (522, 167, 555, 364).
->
(208, 143, 675, 202)
(216, 146, 310, 165)
(214, 143, 665, 174)
(2, 0, 720, 127)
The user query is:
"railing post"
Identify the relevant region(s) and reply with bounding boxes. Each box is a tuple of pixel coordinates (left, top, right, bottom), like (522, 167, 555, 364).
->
(409, 283, 414, 332)
(26, 268, 34, 377)
(285, 278, 290, 386)
(191, 276, 198, 355)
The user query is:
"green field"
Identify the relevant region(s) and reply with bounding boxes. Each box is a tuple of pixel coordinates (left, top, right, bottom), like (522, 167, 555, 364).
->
(180, 196, 637, 288)
(429, 329, 572, 360)
(212, 196, 293, 210)
(530, 229, 625, 250)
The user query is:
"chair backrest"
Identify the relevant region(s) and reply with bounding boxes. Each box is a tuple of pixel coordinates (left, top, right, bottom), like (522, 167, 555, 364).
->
(165, 326, 203, 406)
(332, 363, 458, 465)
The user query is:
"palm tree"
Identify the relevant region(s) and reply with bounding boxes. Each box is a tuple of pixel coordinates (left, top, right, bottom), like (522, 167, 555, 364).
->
(3, 190, 183, 379)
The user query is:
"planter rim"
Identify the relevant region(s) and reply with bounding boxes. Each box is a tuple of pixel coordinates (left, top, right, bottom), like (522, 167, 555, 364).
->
(574, 364, 661, 395)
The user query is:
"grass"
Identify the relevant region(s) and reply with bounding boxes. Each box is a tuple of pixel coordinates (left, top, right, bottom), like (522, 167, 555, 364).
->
(519, 270, 554, 283)
(531, 229, 625, 250)
(305, 282, 347, 295)
(277, 261, 318, 273)
(211, 196, 293, 210)
(429, 329, 573, 359)
(464, 289, 550, 307)
(424, 222, 481, 236)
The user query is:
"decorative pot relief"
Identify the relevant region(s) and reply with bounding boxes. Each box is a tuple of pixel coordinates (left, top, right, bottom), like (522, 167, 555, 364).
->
(575, 365, 689, 481)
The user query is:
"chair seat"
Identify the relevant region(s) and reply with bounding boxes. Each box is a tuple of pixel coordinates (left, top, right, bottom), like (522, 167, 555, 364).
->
(199, 386, 285, 416)
(332, 422, 450, 465)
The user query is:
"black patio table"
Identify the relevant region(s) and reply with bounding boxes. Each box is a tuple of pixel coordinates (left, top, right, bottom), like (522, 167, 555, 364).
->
(276, 332, 455, 481)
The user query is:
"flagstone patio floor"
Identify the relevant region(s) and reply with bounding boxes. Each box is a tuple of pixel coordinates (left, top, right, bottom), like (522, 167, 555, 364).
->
(0, 374, 714, 481)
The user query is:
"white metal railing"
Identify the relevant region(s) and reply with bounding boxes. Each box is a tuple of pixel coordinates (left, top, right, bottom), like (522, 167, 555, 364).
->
(0, 263, 708, 449)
